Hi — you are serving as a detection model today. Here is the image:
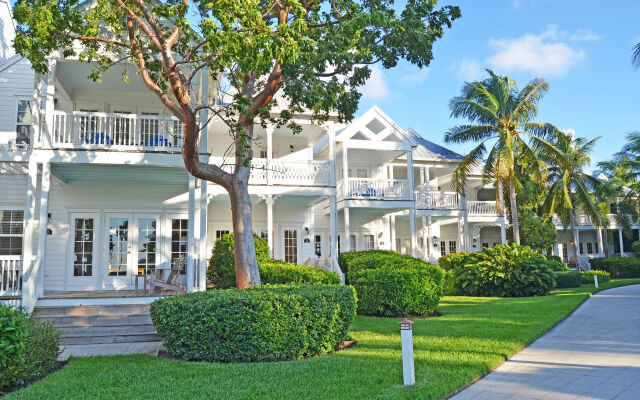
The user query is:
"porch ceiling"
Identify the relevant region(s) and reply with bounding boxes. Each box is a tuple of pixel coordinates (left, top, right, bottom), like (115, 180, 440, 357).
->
(58, 62, 150, 93)
(51, 164, 189, 185)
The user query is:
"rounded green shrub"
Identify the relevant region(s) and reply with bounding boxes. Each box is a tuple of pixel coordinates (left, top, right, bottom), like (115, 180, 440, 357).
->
(631, 241, 640, 257)
(437, 252, 473, 271)
(207, 233, 270, 288)
(581, 270, 611, 284)
(555, 271, 582, 288)
(260, 261, 340, 284)
(593, 257, 640, 278)
(1, 305, 62, 395)
(452, 245, 557, 297)
(150, 284, 357, 363)
(345, 251, 444, 316)
(547, 259, 568, 272)
(338, 250, 397, 283)
(352, 265, 444, 317)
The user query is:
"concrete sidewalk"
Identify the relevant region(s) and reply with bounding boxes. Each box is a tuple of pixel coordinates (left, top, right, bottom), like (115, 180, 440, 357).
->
(450, 284, 640, 400)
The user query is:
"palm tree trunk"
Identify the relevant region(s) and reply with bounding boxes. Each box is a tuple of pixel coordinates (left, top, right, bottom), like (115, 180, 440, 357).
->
(571, 219, 579, 269)
(509, 179, 520, 244)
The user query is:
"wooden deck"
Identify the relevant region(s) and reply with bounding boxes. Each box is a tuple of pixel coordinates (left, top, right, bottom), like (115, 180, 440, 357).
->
(41, 290, 176, 299)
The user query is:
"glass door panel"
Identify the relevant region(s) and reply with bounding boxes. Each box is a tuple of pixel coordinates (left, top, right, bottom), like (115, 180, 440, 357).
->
(106, 216, 130, 289)
(137, 218, 157, 276)
(284, 229, 298, 263)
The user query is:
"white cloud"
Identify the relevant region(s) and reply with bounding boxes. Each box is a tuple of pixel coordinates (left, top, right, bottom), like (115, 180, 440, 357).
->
(569, 29, 600, 42)
(398, 68, 429, 85)
(486, 25, 589, 76)
(457, 58, 484, 81)
(360, 65, 390, 100)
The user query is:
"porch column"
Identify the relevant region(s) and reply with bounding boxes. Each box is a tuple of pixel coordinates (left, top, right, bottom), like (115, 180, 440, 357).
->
(327, 122, 339, 272)
(342, 142, 349, 199)
(463, 216, 470, 253)
(410, 208, 417, 258)
(199, 68, 209, 152)
(36, 163, 50, 296)
(425, 166, 431, 206)
(187, 175, 196, 292)
(407, 148, 415, 196)
(390, 215, 396, 251)
(500, 217, 507, 244)
(329, 196, 339, 270)
(344, 207, 351, 252)
(43, 59, 57, 147)
(576, 229, 581, 256)
(427, 216, 433, 263)
(21, 159, 38, 286)
(266, 124, 274, 185)
(597, 228, 605, 257)
(266, 194, 274, 258)
(458, 216, 465, 253)
(618, 228, 625, 256)
(553, 243, 559, 256)
(421, 216, 427, 260)
(199, 181, 208, 291)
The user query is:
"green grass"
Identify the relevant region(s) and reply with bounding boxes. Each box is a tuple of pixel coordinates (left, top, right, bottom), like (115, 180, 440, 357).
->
(8, 279, 640, 400)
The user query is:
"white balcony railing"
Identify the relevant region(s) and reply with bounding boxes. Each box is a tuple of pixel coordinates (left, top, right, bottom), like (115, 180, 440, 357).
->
(0, 256, 22, 303)
(49, 111, 200, 151)
(415, 190, 459, 209)
(466, 201, 499, 216)
(210, 157, 331, 186)
(338, 178, 410, 200)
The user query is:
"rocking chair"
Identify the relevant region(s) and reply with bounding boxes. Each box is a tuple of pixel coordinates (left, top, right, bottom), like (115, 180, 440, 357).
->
(147, 255, 187, 294)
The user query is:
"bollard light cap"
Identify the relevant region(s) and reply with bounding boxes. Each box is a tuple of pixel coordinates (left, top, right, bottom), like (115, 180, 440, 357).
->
(398, 319, 414, 330)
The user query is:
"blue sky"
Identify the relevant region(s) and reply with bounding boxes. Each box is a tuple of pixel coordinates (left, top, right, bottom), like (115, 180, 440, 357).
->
(357, 0, 640, 168)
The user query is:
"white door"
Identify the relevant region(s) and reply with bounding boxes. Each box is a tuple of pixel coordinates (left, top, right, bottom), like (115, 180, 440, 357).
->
(104, 214, 132, 289)
(67, 213, 99, 290)
(133, 215, 160, 279)
(281, 226, 301, 264)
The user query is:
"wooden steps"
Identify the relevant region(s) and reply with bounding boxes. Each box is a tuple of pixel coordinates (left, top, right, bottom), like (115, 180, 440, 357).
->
(33, 304, 161, 346)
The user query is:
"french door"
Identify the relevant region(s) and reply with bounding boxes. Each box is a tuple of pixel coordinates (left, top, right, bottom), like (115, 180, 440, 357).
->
(282, 226, 300, 264)
(67, 213, 100, 290)
(103, 213, 160, 289)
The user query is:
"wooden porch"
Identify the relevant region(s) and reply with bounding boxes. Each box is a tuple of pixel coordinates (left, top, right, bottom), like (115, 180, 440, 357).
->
(41, 290, 178, 299)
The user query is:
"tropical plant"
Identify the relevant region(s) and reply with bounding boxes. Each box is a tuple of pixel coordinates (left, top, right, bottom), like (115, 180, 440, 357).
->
(541, 131, 603, 260)
(445, 70, 561, 244)
(15, 0, 460, 288)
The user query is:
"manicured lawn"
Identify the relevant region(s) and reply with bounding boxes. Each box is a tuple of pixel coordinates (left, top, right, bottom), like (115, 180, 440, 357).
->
(8, 279, 640, 400)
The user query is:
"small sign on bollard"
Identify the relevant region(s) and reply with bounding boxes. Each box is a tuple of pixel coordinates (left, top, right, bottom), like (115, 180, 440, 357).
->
(398, 319, 415, 386)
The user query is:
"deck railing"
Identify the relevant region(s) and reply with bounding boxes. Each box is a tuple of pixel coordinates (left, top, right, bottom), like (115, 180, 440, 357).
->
(0, 256, 22, 307)
(466, 201, 499, 216)
(338, 178, 410, 200)
(210, 157, 331, 186)
(48, 111, 200, 151)
(415, 190, 459, 209)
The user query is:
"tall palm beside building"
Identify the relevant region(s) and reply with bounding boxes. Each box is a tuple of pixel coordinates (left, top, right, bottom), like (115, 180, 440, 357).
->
(542, 131, 604, 261)
(445, 70, 561, 244)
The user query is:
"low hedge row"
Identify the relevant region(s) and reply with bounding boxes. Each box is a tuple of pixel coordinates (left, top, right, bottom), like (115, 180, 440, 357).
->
(150, 284, 356, 363)
(581, 270, 611, 284)
(260, 261, 340, 285)
(555, 271, 582, 288)
(1, 305, 62, 394)
(338, 250, 397, 283)
(344, 251, 444, 317)
(589, 257, 640, 278)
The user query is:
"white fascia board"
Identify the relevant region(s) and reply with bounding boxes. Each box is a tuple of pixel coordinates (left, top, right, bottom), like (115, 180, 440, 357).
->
(29, 149, 208, 166)
(339, 139, 411, 151)
(341, 199, 415, 209)
(416, 209, 463, 217)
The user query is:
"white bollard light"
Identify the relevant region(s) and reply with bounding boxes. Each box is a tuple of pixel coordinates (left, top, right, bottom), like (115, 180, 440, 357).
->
(398, 319, 415, 386)
(594, 274, 599, 288)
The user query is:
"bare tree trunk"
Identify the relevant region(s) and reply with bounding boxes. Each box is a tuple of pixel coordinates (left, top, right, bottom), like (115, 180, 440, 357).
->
(230, 172, 260, 289)
(571, 211, 579, 268)
(509, 179, 520, 244)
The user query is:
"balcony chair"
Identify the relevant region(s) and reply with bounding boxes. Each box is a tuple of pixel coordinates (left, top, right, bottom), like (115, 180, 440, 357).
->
(147, 255, 187, 295)
(83, 132, 114, 145)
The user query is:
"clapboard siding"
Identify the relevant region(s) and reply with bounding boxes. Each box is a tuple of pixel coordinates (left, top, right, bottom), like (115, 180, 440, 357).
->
(0, 57, 35, 145)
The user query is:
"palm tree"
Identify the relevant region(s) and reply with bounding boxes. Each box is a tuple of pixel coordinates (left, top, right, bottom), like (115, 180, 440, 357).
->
(632, 43, 640, 68)
(542, 131, 603, 263)
(445, 70, 561, 244)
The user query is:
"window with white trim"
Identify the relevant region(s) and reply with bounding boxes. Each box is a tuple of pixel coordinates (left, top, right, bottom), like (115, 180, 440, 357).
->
(0, 210, 24, 255)
(73, 218, 94, 276)
(364, 234, 375, 250)
(172, 219, 188, 273)
(314, 235, 322, 257)
(16, 100, 33, 147)
(440, 241, 446, 256)
(587, 242, 593, 254)
(448, 240, 457, 254)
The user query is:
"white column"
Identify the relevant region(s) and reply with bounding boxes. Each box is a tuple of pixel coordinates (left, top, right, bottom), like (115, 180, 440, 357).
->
(597, 228, 605, 257)
(553, 243, 559, 256)
(576, 229, 581, 256)
(500, 218, 507, 244)
(421, 216, 427, 260)
(199, 181, 208, 291)
(266, 124, 274, 185)
(410, 208, 417, 258)
(199, 68, 209, 152)
(458, 216, 465, 252)
(390, 215, 396, 251)
(187, 175, 196, 292)
(425, 166, 431, 206)
(329, 196, 339, 270)
(618, 228, 625, 255)
(266, 194, 274, 258)
(427, 216, 433, 263)
(35, 163, 50, 298)
(344, 207, 351, 252)
(43, 59, 57, 147)
(21, 159, 38, 282)
(407, 149, 415, 197)
(463, 216, 470, 253)
(342, 142, 349, 189)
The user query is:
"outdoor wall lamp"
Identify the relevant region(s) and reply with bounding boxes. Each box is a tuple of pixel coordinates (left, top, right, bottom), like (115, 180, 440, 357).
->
(378, 232, 384, 238)
(304, 227, 310, 234)
(289, 145, 295, 152)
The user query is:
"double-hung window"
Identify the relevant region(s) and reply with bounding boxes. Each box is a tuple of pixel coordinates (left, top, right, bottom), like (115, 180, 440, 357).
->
(16, 100, 33, 147)
(0, 210, 24, 255)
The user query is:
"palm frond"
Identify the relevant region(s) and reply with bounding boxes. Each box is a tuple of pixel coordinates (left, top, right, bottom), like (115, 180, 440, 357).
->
(512, 78, 549, 121)
(452, 142, 487, 195)
(444, 125, 496, 144)
(633, 42, 640, 68)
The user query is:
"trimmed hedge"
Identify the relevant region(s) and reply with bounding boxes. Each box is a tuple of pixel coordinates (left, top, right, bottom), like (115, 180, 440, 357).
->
(581, 270, 611, 284)
(207, 233, 271, 288)
(555, 271, 582, 288)
(1, 305, 62, 395)
(588, 257, 640, 278)
(344, 251, 444, 316)
(448, 245, 557, 297)
(437, 252, 473, 271)
(338, 250, 397, 283)
(260, 261, 340, 285)
(150, 284, 356, 363)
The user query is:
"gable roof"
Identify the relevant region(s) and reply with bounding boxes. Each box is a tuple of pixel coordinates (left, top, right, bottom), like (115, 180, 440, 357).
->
(335, 106, 416, 146)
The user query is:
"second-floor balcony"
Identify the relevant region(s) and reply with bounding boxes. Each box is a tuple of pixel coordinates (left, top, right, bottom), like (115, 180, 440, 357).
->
(466, 201, 500, 216)
(47, 111, 202, 152)
(415, 190, 459, 209)
(338, 178, 411, 200)
(553, 214, 640, 227)
(211, 157, 331, 187)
